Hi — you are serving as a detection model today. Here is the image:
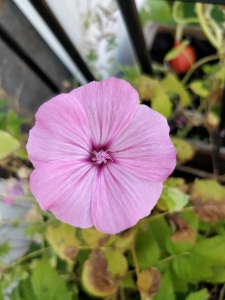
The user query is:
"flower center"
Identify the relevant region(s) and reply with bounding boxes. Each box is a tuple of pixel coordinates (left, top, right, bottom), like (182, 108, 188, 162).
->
(92, 150, 112, 165)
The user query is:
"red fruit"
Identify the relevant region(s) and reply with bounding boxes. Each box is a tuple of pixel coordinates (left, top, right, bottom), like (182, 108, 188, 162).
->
(169, 41, 196, 74)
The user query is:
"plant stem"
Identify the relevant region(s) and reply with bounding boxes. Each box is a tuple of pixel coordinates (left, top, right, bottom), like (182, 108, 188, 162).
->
(5, 247, 51, 269)
(219, 284, 225, 300)
(131, 227, 139, 277)
(181, 53, 219, 86)
(119, 287, 126, 300)
(175, 24, 184, 42)
(195, 3, 221, 50)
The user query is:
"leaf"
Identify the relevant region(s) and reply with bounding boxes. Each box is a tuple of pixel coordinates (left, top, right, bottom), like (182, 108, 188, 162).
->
(190, 179, 225, 222)
(135, 222, 161, 269)
(82, 250, 117, 297)
(157, 186, 189, 212)
(113, 230, 133, 253)
(192, 235, 225, 266)
(172, 254, 212, 283)
(19, 279, 38, 300)
(134, 75, 160, 100)
(0, 283, 4, 300)
(14, 148, 29, 160)
(164, 177, 188, 193)
(103, 249, 128, 278)
(150, 217, 172, 251)
(119, 274, 136, 289)
(81, 227, 113, 248)
(31, 258, 72, 300)
(137, 267, 161, 299)
(171, 136, 194, 163)
(189, 81, 209, 98)
(206, 266, 225, 283)
(165, 40, 190, 61)
(0, 130, 21, 159)
(151, 91, 172, 119)
(46, 222, 80, 264)
(185, 289, 208, 300)
(161, 74, 190, 107)
(140, 0, 171, 26)
(153, 271, 175, 300)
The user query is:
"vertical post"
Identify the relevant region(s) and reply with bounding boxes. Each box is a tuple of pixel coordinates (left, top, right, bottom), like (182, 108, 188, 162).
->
(29, 0, 95, 82)
(117, 0, 153, 76)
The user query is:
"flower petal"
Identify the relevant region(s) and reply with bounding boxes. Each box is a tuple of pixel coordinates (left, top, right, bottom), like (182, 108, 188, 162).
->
(109, 105, 176, 182)
(91, 164, 162, 234)
(27, 94, 92, 168)
(30, 160, 96, 228)
(70, 77, 139, 148)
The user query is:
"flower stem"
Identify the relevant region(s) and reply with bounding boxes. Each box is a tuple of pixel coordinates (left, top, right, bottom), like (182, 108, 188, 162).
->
(181, 53, 219, 86)
(131, 227, 139, 277)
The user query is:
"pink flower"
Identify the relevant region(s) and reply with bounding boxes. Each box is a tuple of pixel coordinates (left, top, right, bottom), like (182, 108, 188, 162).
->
(27, 77, 176, 234)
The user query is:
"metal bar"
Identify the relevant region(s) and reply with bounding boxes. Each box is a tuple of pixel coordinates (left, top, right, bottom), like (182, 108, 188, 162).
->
(0, 24, 60, 93)
(117, 0, 153, 76)
(28, 0, 95, 82)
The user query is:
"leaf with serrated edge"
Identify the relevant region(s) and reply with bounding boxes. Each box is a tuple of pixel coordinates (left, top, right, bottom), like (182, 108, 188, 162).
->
(31, 258, 72, 300)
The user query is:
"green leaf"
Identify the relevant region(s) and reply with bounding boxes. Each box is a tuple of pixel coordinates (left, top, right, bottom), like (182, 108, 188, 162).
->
(157, 186, 189, 212)
(14, 148, 29, 160)
(161, 74, 190, 107)
(166, 238, 193, 256)
(140, 0, 171, 26)
(19, 279, 38, 300)
(134, 75, 160, 101)
(0, 130, 21, 159)
(189, 81, 209, 98)
(31, 258, 72, 300)
(119, 274, 136, 289)
(192, 235, 225, 265)
(153, 271, 175, 300)
(81, 227, 113, 248)
(46, 223, 80, 265)
(151, 91, 172, 119)
(171, 136, 195, 163)
(113, 230, 133, 253)
(135, 222, 161, 269)
(165, 40, 190, 61)
(172, 254, 212, 283)
(164, 177, 188, 192)
(150, 217, 172, 251)
(206, 266, 225, 283)
(185, 289, 208, 300)
(103, 249, 128, 277)
(0, 283, 4, 300)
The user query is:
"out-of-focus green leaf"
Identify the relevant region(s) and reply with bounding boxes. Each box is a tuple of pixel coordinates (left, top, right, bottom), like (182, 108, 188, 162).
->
(153, 271, 175, 300)
(157, 186, 189, 212)
(165, 40, 190, 61)
(161, 74, 190, 107)
(134, 75, 160, 100)
(164, 177, 188, 192)
(171, 136, 195, 163)
(31, 258, 72, 300)
(0, 130, 21, 159)
(19, 279, 38, 300)
(185, 289, 208, 300)
(82, 250, 116, 297)
(0, 283, 4, 300)
(172, 254, 212, 283)
(189, 81, 209, 98)
(152, 91, 172, 119)
(104, 249, 128, 277)
(150, 217, 172, 252)
(192, 235, 225, 266)
(140, 0, 171, 26)
(135, 222, 161, 269)
(119, 274, 136, 289)
(14, 148, 29, 160)
(113, 230, 133, 253)
(82, 227, 114, 248)
(46, 223, 79, 265)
